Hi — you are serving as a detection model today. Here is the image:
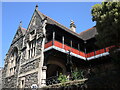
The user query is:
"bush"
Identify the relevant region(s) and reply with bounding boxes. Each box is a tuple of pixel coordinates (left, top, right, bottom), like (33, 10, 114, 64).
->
(58, 73, 68, 83)
(72, 69, 83, 80)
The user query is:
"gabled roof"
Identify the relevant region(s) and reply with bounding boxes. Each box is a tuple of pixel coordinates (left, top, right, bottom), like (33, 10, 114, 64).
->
(79, 27, 98, 40)
(36, 9, 82, 40)
(36, 8, 98, 41)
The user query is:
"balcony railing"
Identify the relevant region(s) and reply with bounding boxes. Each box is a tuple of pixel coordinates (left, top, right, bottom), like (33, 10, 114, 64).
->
(44, 40, 110, 60)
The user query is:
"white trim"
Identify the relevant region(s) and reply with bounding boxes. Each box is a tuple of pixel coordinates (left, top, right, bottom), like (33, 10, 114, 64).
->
(87, 52, 109, 60)
(44, 46, 86, 60)
(70, 52, 86, 60)
(44, 46, 54, 52)
(44, 46, 109, 60)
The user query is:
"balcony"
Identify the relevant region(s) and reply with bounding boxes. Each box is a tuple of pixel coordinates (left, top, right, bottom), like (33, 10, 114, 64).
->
(44, 40, 110, 60)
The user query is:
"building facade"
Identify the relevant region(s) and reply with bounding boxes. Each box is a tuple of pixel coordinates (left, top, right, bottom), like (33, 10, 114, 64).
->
(0, 67, 3, 90)
(2, 5, 111, 88)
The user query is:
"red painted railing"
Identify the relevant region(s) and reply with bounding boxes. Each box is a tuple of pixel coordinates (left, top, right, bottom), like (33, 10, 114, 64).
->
(45, 41, 53, 48)
(45, 40, 110, 58)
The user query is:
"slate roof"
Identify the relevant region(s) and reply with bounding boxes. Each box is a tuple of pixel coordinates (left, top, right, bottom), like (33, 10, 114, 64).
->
(79, 27, 98, 40)
(36, 9, 98, 41)
(36, 9, 81, 39)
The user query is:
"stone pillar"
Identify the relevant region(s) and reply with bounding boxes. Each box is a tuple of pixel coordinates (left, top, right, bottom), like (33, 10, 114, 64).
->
(41, 66, 47, 87)
(38, 17, 47, 88)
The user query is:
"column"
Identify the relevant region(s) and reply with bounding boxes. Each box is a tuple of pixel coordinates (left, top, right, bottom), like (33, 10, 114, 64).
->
(62, 36, 64, 48)
(41, 66, 47, 87)
(70, 40, 72, 51)
(78, 43, 80, 54)
(78, 44, 80, 51)
(38, 17, 47, 88)
(52, 32, 55, 45)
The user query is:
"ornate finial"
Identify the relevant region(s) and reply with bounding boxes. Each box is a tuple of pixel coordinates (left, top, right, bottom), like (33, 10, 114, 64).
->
(70, 20, 76, 32)
(35, 4, 38, 10)
(71, 20, 74, 24)
(19, 21, 22, 27)
(70, 20, 76, 28)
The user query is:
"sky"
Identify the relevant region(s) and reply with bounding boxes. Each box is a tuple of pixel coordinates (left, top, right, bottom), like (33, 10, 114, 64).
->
(1, 2, 101, 67)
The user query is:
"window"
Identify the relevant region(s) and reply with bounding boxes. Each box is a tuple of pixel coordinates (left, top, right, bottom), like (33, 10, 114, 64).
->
(7, 47, 18, 77)
(20, 77, 25, 88)
(30, 30, 35, 35)
(28, 39, 36, 58)
(30, 30, 36, 41)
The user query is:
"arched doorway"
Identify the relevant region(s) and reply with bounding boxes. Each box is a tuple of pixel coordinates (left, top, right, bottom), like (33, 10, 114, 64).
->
(45, 57, 67, 85)
(47, 64, 63, 78)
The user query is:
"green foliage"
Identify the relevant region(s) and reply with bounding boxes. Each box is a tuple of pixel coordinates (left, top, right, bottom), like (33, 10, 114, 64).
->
(58, 69, 84, 84)
(91, 2, 120, 48)
(58, 73, 68, 83)
(91, 2, 120, 64)
(71, 69, 83, 80)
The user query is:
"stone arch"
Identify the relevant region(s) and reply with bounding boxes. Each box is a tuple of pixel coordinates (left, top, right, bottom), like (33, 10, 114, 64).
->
(46, 57, 66, 78)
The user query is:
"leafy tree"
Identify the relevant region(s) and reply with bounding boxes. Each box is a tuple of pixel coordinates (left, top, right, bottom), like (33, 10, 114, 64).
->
(91, 2, 120, 63)
(92, 2, 120, 47)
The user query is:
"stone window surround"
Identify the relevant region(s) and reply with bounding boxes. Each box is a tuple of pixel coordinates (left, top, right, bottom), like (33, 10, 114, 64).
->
(20, 77, 25, 88)
(6, 48, 18, 77)
(28, 39, 36, 59)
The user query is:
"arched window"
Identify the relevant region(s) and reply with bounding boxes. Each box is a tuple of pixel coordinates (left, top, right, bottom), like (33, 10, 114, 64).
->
(7, 47, 18, 76)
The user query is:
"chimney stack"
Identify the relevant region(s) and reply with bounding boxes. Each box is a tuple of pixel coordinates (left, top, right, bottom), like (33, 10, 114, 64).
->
(70, 20, 76, 32)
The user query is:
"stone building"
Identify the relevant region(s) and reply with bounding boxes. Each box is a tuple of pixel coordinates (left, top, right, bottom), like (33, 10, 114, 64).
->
(0, 67, 3, 90)
(2, 5, 112, 88)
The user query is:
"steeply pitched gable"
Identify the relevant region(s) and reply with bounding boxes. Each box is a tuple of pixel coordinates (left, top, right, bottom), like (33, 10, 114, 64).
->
(11, 26, 26, 45)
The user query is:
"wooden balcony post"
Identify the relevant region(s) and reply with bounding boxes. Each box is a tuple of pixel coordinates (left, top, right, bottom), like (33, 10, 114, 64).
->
(78, 44, 80, 51)
(84, 40, 87, 60)
(52, 32, 55, 45)
(94, 49, 96, 59)
(84, 41, 86, 53)
(70, 40, 72, 51)
(104, 47, 106, 52)
(62, 36, 64, 48)
(78, 43, 80, 54)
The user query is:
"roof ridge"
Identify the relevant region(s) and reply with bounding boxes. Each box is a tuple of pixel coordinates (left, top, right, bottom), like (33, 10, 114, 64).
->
(79, 27, 94, 35)
(41, 12, 70, 30)
(37, 10, 80, 35)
